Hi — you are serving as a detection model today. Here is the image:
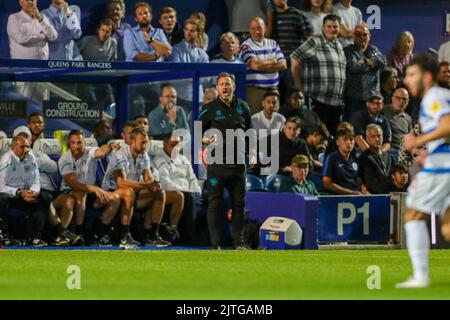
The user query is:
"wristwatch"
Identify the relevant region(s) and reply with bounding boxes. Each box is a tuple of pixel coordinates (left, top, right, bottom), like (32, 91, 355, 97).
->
(147, 36, 153, 44)
(16, 189, 22, 197)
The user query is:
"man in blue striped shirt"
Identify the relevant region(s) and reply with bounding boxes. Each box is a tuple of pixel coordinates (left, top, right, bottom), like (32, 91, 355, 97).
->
(240, 17, 287, 115)
(123, 2, 172, 62)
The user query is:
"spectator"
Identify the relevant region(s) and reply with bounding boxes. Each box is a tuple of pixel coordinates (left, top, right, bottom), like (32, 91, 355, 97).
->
(101, 125, 170, 248)
(300, 0, 332, 35)
(357, 124, 393, 194)
(384, 88, 412, 158)
(41, 0, 81, 60)
(7, 0, 58, 59)
(387, 31, 414, 81)
(279, 154, 319, 195)
(305, 123, 329, 172)
(291, 14, 346, 136)
(272, 0, 312, 99)
(123, 1, 172, 62)
(148, 84, 189, 136)
(350, 91, 392, 153)
(78, 18, 117, 61)
(158, 6, 183, 46)
(344, 23, 386, 120)
(279, 88, 321, 131)
(0, 135, 49, 246)
(332, 0, 362, 47)
(169, 18, 209, 110)
(58, 129, 121, 245)
(240, 17, 287, 115)
(77, 18, 117, 109)
(387, 163, 409, 193)
(438, 31, 450, 63)
(169, 18, 209, 64)
(211, 32, 242, 64)
(397, 123, 421, 169)
(322, 123, 362, 195)
(251, 91, 286, 139)
(106, 0, 131, 61)
(380, 67, 399, 105)
(269, 117, 309, 174)
(7, 0, 58, 101)
(225, 0, 273, 40)
(153, 134, 202, 245)
(92, 120, 115, 146)
(203, 88, 218, 106)
(438, 61, 450, 89)
(189, 12, 208, 51)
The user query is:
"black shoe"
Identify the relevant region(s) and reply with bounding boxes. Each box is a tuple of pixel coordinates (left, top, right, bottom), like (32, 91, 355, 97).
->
(60, 229, 82, 246)
(31, 238, 48, 247)
(91, 234, 112, 246)
(165, 225, 180, 243)
(119, 234, 140, 250)
(51, 235, 70, 246)
(144, 234, 171, 247)
(234, 243, 251, 250)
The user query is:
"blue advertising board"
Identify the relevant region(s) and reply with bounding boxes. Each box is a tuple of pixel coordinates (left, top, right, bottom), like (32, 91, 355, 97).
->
(318, 195, 390, 243)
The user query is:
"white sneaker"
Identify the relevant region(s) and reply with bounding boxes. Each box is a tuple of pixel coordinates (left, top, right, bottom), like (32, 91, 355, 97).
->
(396, 277, 430, 288)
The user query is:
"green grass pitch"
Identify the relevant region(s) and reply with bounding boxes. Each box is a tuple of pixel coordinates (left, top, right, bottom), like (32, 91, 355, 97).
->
(1, 249, 450, 299)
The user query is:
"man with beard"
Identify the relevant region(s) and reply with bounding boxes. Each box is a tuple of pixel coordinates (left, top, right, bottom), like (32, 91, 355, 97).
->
(124, 1, 172, 62)
(106, 0, 131, 61)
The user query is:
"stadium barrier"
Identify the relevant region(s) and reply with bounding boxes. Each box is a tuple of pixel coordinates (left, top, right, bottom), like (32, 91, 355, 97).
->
(245, 192, 412, 250)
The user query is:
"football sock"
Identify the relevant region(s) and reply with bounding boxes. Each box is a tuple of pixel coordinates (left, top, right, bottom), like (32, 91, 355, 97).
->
(405, 220, 430, 281)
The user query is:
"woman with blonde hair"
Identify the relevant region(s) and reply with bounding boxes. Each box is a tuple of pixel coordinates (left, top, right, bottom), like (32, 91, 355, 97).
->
(189, 12, 209, 51)
(387, 31, 415, 80)
(301, 0, 333, 35)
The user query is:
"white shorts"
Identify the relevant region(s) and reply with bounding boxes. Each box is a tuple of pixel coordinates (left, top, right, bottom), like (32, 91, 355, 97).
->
(406, 171, 450, 215)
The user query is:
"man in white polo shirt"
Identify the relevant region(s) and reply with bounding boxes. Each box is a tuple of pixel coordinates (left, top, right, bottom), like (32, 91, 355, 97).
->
(58, 129, 120, 246)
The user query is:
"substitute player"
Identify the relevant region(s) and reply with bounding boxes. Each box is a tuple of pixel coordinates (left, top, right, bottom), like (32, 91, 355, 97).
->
(397, 55, 450, 288)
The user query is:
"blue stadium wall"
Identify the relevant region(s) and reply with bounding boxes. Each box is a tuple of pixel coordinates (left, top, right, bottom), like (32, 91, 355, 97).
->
(0, 0, 448, 59)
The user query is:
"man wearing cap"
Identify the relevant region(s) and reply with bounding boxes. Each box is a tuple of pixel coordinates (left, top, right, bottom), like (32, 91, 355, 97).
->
(279, 154, 318, 195)
(350, 91, 392, 153)
(0, 135, 50, 246)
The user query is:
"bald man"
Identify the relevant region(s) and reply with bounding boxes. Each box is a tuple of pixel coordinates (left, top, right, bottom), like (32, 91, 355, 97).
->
(240, 17, 286, 115)
(384, 87, 412, 157)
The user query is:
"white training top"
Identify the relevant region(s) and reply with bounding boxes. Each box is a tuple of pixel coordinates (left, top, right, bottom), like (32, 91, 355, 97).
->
(102, 144, 151, 190)
(58, 147, 99, 191)
(0, 149, 40, 197)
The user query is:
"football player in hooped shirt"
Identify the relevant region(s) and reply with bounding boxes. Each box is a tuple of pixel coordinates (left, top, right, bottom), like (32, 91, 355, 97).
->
(396, 55, 450, 288)
(58, 129, 120, 245)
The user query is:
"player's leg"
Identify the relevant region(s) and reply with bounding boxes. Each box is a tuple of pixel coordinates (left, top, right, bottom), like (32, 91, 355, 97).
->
(70, 190, 87, 237)
(114, 188, 139, 249)
(137, 189, 170, 246)
(49, 193, 80, 245)
(165, 190, 184, 240)
(440, 205, 450, 241)
(397, 208, 431, 288)
(397, 172, 449, 288)
(92, 192, 120, 245)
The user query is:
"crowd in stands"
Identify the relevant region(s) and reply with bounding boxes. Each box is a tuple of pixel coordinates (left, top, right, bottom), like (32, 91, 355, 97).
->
(2, 0, 450, 248)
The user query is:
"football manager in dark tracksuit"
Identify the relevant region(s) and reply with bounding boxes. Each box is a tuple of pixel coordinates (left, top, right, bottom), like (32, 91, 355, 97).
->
(199, 72, 254, 250)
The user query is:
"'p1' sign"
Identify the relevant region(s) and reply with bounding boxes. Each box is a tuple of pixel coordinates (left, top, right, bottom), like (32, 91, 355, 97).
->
(337, 202, 369, 236)
(318, 195, 390, 243)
